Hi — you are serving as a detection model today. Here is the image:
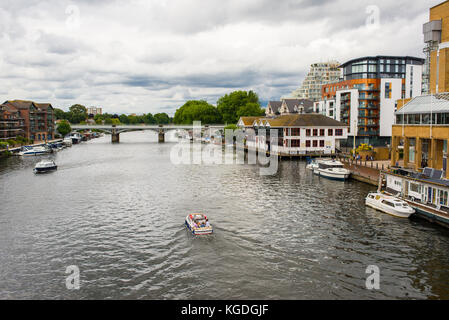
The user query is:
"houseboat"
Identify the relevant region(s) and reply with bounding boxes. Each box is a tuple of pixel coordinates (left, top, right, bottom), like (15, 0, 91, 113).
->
(379, 167, 449, 227)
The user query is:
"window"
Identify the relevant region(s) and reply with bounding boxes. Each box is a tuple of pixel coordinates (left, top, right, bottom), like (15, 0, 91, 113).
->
(385, 82, 392, 99)
(313, 140, 318, 147)
(291, 139, 300, 147)
(328, 129, 333, 136)
(306, 129, 311, 136)
(306, 140, 311, 147)
(409, 182, 421, 193)
(319, 129, 325, 136)
(335, 129, 343, 136)
(320, 140, 325, 147)
(313, 129, 318, 136)
(291, 128, 300, 136)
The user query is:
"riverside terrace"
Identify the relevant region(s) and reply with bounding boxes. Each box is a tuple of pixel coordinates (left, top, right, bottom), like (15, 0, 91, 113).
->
(69, 124, 226, 143)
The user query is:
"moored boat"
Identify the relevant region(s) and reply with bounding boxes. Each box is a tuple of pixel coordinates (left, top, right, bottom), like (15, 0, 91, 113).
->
(63, 137, 73, 147)
(18, 145, 51, 156)
(185, 213, 213, 235)
(34, 160, 57, 173)
(379, 168, 449, 227)
(313, 159, 350, 180)
(365, 192, 415, 218)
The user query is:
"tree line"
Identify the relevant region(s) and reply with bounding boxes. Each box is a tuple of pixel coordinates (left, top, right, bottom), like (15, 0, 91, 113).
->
(173, 90, 265, 124)
(54, 90, 265, 126)
(54, 104, 171, 125)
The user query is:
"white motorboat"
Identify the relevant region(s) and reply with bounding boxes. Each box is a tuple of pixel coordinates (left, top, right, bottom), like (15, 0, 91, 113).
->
(34, 160, 57, 173)
(306, 160, 318, 170)
(18, 145, 51, 156)
(313, 159, 350, 181)
(185, 213, 213, 235)
(365, 192, 415, 218)
(63, 137, 73, 147)
(66, 132, 83, 144)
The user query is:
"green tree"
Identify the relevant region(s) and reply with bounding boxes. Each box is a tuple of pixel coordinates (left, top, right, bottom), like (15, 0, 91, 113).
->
(144, 113, 156, 124)
(236, 102, 265, 118)
(119, 114, 129, 124)
(54, 108, 67, 120)
(173, 100, 222, 124)
(217, 90, 260, 124)
(67, 104, 88, 124)
(154, 112, 170, 124)
(57, 120, 72, 137)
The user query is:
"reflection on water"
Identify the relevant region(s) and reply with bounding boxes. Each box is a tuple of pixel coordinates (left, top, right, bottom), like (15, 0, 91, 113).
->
(0, 131, 448, 299)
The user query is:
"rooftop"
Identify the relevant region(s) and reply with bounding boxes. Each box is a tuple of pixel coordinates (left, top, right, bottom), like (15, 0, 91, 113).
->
(395, 93, 449, 115)
(261, 114, 347, 127)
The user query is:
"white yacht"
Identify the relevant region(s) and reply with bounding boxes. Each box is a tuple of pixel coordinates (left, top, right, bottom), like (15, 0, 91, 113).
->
(66, 132, 83, 144)
(63, 137, 73, 147)
(365, 192, 415, 218)
(18, 145, 51, 156)
(34, 160, 58, 173)
(313, 159, 350, 181)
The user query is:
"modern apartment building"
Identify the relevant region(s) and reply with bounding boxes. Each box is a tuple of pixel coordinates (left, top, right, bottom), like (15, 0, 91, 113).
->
(290, 61, 341, 102)
(0, 100, 55, 142)
(87, 107, 102, 116)
(314, 56, 424, 145)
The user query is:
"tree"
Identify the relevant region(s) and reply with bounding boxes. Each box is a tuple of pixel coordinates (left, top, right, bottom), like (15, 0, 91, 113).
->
(67, 104, 88, 124)
(119, 114, 129, 124)
(57, 120, 72, 137)
(236, 102, 265, 118)
(173, 100, 222, 124)
(217, 90, 260, 124)
(154, 112, 170, 124)
(144, 113, 156, 124)
(54, 108, 67, 120)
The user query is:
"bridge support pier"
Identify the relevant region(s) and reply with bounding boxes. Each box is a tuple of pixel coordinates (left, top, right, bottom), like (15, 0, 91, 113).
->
(158, 130, 165, 143)
(112, 132, 120, 143)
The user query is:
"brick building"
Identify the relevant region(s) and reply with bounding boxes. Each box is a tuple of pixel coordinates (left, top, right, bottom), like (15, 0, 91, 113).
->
(0, 100, 55, 142)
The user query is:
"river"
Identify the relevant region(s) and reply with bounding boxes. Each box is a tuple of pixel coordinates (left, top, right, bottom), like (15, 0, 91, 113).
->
(1, 131, 448, 299)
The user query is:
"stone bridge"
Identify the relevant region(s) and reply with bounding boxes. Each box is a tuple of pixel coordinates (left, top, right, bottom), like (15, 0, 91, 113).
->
(70, 124, 226, 143)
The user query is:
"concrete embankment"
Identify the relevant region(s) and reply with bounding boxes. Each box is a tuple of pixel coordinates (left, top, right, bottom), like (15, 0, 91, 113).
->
(340, 159, 382, 186)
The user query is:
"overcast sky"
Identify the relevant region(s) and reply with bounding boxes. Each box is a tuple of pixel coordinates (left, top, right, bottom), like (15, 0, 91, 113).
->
(0, 0, 441, 115)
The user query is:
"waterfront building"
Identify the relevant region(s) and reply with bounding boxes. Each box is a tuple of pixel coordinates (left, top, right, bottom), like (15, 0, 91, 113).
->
(265, 101, 282, 117)
(0, 104, 25, 141)
(393, 93, 449, 177)
(265, 99, 313, 117)
(0, 100, 55, 142)
(314, 55, 424, 146)
(238, 114, 348, 155)
(290, 61, 341, 102)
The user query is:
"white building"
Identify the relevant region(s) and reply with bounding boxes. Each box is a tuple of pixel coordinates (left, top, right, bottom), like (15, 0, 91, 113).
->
(238, 114, 349, 155)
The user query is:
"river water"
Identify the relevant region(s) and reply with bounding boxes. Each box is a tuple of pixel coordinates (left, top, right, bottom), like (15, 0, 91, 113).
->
(1, 131, 449, 300)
